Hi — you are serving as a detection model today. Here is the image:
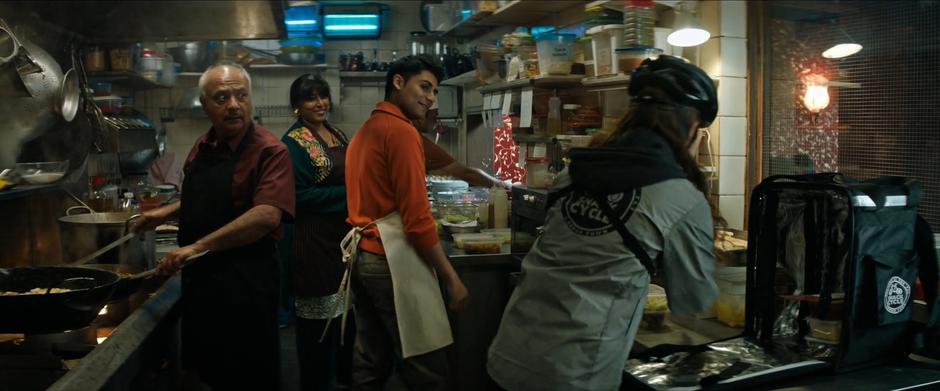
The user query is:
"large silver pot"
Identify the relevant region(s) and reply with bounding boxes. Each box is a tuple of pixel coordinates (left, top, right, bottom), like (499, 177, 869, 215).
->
(168, 41, 210, 72)
(58, 207, 154, 269)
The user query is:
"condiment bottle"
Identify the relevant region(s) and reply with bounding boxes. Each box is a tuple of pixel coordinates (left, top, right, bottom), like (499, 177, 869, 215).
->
(547, 95, 562, 135)
(492, 186, 509, 229)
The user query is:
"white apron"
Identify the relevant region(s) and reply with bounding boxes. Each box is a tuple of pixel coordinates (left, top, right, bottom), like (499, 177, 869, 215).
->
(332, 212, 453, 358)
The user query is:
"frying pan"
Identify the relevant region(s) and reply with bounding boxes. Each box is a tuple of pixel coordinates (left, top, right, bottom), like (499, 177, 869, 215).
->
(0, 266, 119, 333)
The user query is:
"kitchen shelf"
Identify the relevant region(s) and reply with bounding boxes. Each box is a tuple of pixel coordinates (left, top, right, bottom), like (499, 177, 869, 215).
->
(434, 0, 583, 39)
(441, 70, 479, 86)
(581, 73, 632, 92)
(248, 63, 331, 69)
(87, 71, 171, 91)
(435, 10, 494, 39)
(159, 105, 294, 120)
(596, 0, 679, 14)
(0, 183, 58, 201)
(512, 134, 555, 144)
(486, 0, 584, 26)
(339, 71, 387, 79)
(478, 75, 583, 94)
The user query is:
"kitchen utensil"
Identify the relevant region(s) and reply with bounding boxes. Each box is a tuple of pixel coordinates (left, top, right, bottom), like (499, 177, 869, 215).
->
(0, 266, 120, 333)
(44, 277, 96, 294)
(64, 189, 96, 213)
(131, 250, 209, 280)
(0, 18, 79, 167)
(58, 68, 80, 122)
(70, 232, 136, 266)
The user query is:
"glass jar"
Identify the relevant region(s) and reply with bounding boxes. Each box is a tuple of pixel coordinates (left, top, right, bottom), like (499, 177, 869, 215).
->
(562, 104, 580, 134)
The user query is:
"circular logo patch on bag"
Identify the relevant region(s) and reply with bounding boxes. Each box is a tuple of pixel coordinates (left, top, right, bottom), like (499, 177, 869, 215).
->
(561, 189, 641, 236)
(884, 276, 911, 315)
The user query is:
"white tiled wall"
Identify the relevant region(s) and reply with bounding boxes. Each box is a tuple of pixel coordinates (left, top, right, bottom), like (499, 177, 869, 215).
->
(699, 0, 749, 230)
(135, 1, 423, 173)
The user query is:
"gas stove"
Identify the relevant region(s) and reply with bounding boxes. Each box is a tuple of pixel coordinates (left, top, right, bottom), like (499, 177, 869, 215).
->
(0, 325, 103, 390)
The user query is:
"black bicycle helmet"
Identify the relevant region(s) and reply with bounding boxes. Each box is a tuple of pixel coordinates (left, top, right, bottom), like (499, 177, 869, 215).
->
(628, 55, 718, 127)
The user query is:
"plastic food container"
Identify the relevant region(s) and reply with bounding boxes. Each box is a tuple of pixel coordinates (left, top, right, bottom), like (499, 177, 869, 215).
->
(452, 233, 497, 249)
(525, 157, 550, 189)
(462, 237, 502, 254)
(715, 266, 747, 327)
(642, 284, 669, 331)
(535, 33, 576, 76)
(474, 42, 502, 85)
(807, 317, 842, 342)
(438, 202, 479, 225)
(616, 47, 663, 74)
(480, 228, 512, 245)
(91, 82, 112, 97)
(93, 96, 123, 115)
(587, 24, 626, 76)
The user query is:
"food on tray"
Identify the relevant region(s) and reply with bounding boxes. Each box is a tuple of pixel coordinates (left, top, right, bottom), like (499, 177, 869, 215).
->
(645, 295, 668, 312)
(444, 213, 475, 224)
(0, 287, 73, 296)
(156, 224, 179, 233)
(463, 241, 501, 254)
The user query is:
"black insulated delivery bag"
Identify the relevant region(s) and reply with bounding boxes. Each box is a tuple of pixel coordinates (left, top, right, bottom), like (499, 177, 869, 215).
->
(745, 173, 940, 372)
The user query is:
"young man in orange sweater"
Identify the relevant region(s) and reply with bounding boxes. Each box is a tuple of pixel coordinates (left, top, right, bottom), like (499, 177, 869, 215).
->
(344, 54, 469, 390)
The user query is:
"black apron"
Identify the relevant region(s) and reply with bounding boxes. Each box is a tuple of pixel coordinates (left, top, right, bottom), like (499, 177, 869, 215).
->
(177, 127, 280, 390)
(291, 128, 350, 298)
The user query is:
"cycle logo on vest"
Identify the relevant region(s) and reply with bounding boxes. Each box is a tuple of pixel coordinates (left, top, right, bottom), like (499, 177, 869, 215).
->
(884, 276, 911, 315)
(562, 190, 641, 236)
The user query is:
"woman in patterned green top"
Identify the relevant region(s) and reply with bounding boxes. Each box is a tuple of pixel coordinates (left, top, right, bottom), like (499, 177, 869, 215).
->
(281, 74, 352, 391)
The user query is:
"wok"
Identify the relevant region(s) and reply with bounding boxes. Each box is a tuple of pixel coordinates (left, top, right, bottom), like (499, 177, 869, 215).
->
(0, 266, 119, 333)
(81, 263, 149, 302)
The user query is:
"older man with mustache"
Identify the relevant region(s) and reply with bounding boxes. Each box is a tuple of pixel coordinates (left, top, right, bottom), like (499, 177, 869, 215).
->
(133, 60, 295, 390)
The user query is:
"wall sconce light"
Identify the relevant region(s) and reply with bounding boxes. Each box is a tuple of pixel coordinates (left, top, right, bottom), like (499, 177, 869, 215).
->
(802, 74, 830, 112)
(667, 1, 710, 47)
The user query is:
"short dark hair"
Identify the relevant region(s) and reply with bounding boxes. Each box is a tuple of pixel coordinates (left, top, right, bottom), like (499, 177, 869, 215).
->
(384, 54, 446, 100)
(289, 73, 332, 110)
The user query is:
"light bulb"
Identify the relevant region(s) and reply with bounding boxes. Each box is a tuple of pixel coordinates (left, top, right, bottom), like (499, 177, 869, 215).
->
(803, 84, 830, 112)
(822, 43, 862, 59)
(667, 28, 711, 47)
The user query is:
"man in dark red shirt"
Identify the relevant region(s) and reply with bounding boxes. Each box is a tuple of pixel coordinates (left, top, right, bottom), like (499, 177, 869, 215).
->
(133, 61, 294, 390)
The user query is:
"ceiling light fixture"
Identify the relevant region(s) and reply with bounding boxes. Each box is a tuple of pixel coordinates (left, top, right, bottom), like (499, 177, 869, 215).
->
(822, 43, 862, 59)
(667, 1, 710, 47)
(822, 20, 862, 59)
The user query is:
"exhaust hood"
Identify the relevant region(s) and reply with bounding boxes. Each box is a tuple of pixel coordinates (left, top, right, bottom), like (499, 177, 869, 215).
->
(8, 1, 286, 42)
